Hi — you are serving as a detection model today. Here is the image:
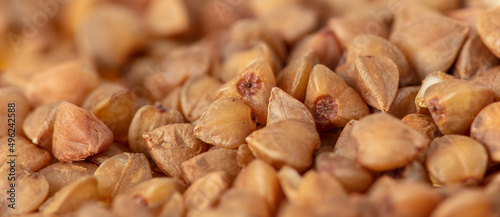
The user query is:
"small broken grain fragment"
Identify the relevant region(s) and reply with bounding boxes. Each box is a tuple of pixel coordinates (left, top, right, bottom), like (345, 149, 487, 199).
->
(305, 64, 369, 131)
(246, 120, 320, 172)
(216, 60, 276, 124)
(471, 102, 500, 162)
(194, 98, 256, 149)
(387, 86, 420, 119)
(144, 123, 209, 180)
(476, 6, 500, 59)
(128, 103, 184, 155)
(354, 55, 399, 112)
(352, 113, 429, 171)
(402, 113, 441, 141)
(424, 79, 494, 135)
(52, 102, 114, 162)
(94, 153, 152, 202)
(181, 149, 241, 184)
(426, 135, 488, 186)
(277, 51, 316, 102)
(82, 83, 136, 144)
(266, 87, 315, 127)
(39, 162, 98, 197)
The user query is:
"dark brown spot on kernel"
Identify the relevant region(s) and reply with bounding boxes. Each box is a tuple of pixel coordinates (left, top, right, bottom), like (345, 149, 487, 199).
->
(154, 102, 169, 112)
(237, 73, 262, 97)
(251, 112, 257, 124)
(428, 97, 445, 122)
(313, 95, 339, 123)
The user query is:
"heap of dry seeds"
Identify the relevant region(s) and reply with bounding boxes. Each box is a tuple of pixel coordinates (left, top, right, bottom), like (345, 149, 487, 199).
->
(1, 0, 500, 216)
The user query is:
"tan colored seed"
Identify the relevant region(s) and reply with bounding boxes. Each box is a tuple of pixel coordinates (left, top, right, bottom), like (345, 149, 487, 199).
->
(124, 178, 186, 208)
(145, 42, 211, 101)
(426, 135, 488, 186)
(219, 42, 281, 83)
(476, 6, 500, 59)
(354, 55, 399, 112)
(39, 162, 98, 197)
(183, 171, 232, 212)
(305, 64, 369, 131)
(86, 143, 128, 166)
(401, 113, 441, 141)
(94, 153, 152, 202)
(217, 189, 271, 217)
(194, 98, 256, 149)
(277, 166, 302, 204)
(430, 190, 495, 217)
(471, 102, 500, 162)
(180, 75, 221, 122)
(415, 71, 455, 114)
(261, 5, 317, 45)
(295, 171, 347, 206)
(161, 86, 183, 112)
(39, 176, 98, 215)
(0, 165, 49, 216)
(335, 34, 416, 88)
(387, 86, 420, 119)
(82, 83, 136, 144)
(216, 60, 276, 124)
(368, 177, 442, 217)
(315, 153, 373, 193)
(157, 192, 184, 217)
(22, 101, 61, 150)
(474, 66, 500, 101)
(181, 149, 241, 184)
(390, 16, 469, 79)
(266, 87, 315, 127)
(453, 34, 499, 79)
(424, 79, 494, 135)
(76, 4, 145, 76)
(277, 51, 316, 102)
(246, 120, 320, 172)
(0, 87, 31, 138)
(0, 137, 50, 172)
(352, 113, 430, 171)
(233, 159, 281, 214)
(128, 103, 184, 155)
(288, 29, 341, 69)
(145, 0, 189, 36)
(52, 102, 114, 162)
(25, 61, 99, 107)
(236, 144, 256, 168)
(111, 194, 154, 217)
(332, 120, 358, 161)
(144, 123, 209, 180)
(221, 19, 286, 61)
